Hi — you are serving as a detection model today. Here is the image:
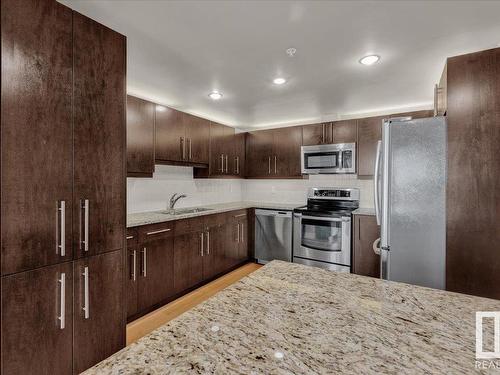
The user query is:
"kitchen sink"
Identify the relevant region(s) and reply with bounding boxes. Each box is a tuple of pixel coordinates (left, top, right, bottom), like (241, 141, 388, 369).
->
(163, 207, 213, 215)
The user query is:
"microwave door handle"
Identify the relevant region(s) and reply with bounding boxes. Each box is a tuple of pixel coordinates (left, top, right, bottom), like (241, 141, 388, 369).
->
(374, 140, 382, 225)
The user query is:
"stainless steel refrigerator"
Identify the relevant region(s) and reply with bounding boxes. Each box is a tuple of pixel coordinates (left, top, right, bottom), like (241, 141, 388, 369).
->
(374, 116, 446, 289)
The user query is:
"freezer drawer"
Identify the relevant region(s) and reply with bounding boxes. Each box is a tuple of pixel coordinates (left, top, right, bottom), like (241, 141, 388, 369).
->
(255, 209, 292, 264)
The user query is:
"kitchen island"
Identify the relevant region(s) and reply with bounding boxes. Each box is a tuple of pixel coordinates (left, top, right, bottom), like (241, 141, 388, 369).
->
(84, 261, 499, 374)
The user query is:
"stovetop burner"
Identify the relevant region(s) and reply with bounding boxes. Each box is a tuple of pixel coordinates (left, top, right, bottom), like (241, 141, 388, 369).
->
(294, 187, 360, 217)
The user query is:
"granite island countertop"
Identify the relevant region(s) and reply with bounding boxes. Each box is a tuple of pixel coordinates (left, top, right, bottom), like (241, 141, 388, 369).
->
(84, 261, 500, 374)
(127, 201, 303, 227)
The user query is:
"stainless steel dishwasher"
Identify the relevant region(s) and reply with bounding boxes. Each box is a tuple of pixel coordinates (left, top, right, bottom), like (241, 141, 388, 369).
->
(255, 209, 293, 264)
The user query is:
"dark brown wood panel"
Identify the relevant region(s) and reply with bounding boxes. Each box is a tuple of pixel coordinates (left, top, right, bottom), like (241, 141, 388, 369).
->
(184, 114, 209, 164)
(232, 133, 246, 176)
(173, 232, 204, 293)
(73, 12, 126, 258)
(126, 229, 138, 318)
(302, 123, 329, 145)
(155, 106, 185, 162)
(1, 0, 73, 275)
(445, 48, 500, 299)
(352, 215, 380, 278)
(1, 262, 73, 375)
(126, 95, 155, 176)
(332, 119, 357, 143)
(73, 250, 124, 374)
(245, 130, 274, 177)
(238, 216, 249, 262)
(273, 126, 303, 177)
(208, 122, 226, 176)
(138, 227, 175, 312)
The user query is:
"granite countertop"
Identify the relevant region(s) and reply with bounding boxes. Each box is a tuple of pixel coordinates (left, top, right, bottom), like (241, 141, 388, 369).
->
(84, 261, 500, 374)
(352, 207, 376, 216)
(127, 201, 303, 227)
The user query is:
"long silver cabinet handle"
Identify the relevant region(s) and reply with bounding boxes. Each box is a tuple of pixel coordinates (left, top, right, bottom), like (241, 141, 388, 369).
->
(58, 273, 66, 329)
(132, 250, 137, 281)
(268, 156, 271, 174)
(240, 223, 244, 243)
(180, 137, 185, 160)
(236, 223, 240, 243)
(374, 140, 382, 225)
(142, 247, 147, 277)
(274, 156, 277, 174)
(81, 199, 89, 252)
(82, 266, 90, 319)
(225, 155, 228, 173)
(146, 228, 171, 236)
(188, 138, 192, 160)
(200, 232, 204, 256)
(126, 235, 134, 240)
(206, 231, 210, 255)
(58, 200, 66, 257)
(234, 213, 246, 218)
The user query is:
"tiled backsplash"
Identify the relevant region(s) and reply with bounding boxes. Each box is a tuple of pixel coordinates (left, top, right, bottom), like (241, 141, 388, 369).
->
(127, 166, 374, 213)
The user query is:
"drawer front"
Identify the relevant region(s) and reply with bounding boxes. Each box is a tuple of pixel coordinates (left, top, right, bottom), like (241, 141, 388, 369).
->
(229, 209, 248, 220)
(174, 216, 204, 236)
(126, 228, 138, 247)
(138, 222, 175, 242)
(204, 212, 227, 228)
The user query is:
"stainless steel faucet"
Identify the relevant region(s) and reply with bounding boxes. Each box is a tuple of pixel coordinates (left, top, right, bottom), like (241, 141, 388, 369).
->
(169, 193, 187, 212)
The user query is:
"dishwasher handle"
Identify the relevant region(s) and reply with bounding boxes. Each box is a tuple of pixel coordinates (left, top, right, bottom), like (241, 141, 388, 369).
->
(255, 209, 292, 218)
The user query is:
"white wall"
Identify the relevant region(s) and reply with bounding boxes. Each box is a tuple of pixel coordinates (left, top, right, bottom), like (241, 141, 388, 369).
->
(127, 165, 374, 213)
(127, 165, 243, 213)
(243, 174, 374, 208)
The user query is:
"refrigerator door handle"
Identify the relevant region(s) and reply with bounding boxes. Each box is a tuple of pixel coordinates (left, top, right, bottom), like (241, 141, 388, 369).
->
(374, 140, 382, 225)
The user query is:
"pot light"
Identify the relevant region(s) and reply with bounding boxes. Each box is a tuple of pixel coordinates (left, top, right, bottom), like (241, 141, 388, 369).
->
(273, 77, 286, 85)
(359, 55, 380, 66)
(208, 91, 223, 100)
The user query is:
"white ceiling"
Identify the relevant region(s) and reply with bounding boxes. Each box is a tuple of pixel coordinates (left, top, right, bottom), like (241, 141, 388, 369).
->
(60, 0, 500, 130)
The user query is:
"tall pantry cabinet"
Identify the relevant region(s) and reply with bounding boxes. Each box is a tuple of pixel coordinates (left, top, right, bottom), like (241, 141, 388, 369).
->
(1, 0, 126, 374)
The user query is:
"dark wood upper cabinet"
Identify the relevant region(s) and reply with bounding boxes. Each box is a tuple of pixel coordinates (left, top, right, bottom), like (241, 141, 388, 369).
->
(302, 123, 332, 145)
(232, 133, 246, 176)
(155, 105, 185, 162)
(184, 113, 210, 164)
(207, 121, 226, 176)
(73, 250, 124, 374)
(73, 12, 126, 259)
(445, 48, 500, 300)
(1, 0, 73, 275)
(352, 214, 380, 278)
(332, 119, 357, 143)
(246, 127, 302, 178)
(1, 262, 74, 375)
(126, 95, 155, 177)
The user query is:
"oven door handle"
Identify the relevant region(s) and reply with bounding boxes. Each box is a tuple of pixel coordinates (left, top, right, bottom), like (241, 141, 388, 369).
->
(299, 244, 343, 252)
(300, 215, 348, 222)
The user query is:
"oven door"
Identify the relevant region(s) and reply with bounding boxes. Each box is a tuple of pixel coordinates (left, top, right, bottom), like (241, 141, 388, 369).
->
(293, 213, 351, 266)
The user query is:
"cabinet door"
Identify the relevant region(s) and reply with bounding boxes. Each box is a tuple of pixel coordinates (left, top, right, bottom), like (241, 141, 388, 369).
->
(238, 217, 249, 262)
(353, 215, 380, 278)
(246, 130, 274, 177)
(73, 250, 124, 374)
(209, 122, 226, 175)
(126, 230, 138, 319)
(332, 120, 357, 143)
(185, 114, 209, 164)
(222, 126, 236, 175)
(302, 123, 329, 145)
(126, 95, 155, 177)
(203, 224, 226, 279)
(155, 106, 185, 162)
(273, 126, 302, 177)
(1, 262, 73, 375)
(1, 0, 73, 275)
(356, 116, 383, 177)
(73, 13, 125, 258)
(226, 219, 241, 269)
(173, 232, 204, 293)
(138, 229, 175, 312)
(232, 133, 246, 176)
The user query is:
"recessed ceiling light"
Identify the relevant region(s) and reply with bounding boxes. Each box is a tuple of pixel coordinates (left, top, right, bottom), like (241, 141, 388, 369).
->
(359, 55, 380, 66)
(273, 77, 286, 85)
(286, 47, 297, 57)
(208, 91, 223, 100)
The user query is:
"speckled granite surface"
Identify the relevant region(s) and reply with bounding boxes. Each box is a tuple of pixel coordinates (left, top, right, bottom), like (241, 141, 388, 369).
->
(127, 201, 303, 227)
(352, 207, 376, 216)
(84, 261, 500, 374)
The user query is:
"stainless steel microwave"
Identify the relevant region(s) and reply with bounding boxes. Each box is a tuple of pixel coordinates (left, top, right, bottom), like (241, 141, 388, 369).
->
(301, 143, 356, 174)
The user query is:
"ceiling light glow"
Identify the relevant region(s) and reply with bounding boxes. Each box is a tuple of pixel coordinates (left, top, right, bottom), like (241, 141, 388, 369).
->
(359, 55, 380, 66)
(208, 91, 223, 100)
(273, 77, 286, 85)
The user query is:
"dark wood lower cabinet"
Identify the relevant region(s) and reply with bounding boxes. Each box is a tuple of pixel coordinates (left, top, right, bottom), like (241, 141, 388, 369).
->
(352, 214, 380, 278)
(72, 250, 124, 374)
(1, 263, 74, 375)
(126, 229, 139, 318)
(129, 210, 251, 321)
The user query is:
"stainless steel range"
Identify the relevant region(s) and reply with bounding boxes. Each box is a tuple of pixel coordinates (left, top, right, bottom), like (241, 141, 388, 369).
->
(293, 187, 359, 272)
